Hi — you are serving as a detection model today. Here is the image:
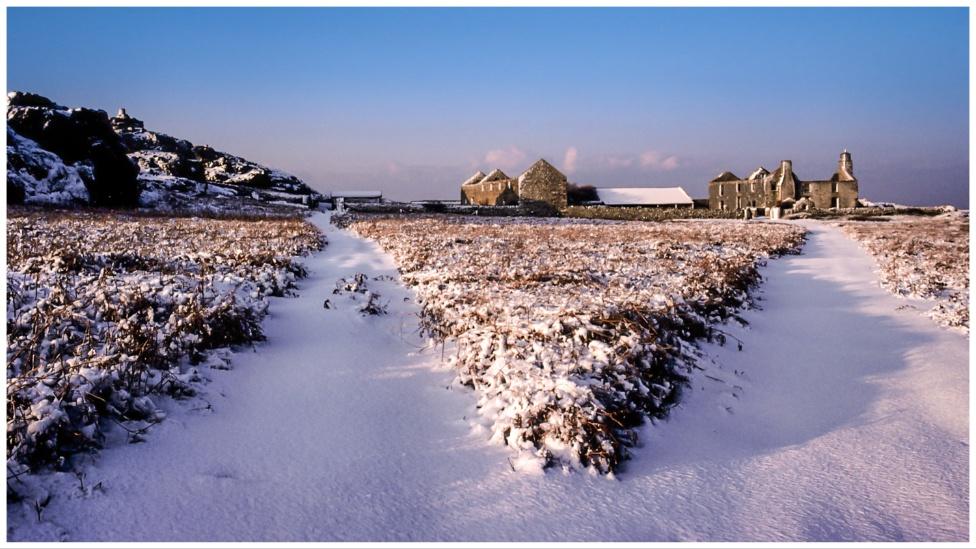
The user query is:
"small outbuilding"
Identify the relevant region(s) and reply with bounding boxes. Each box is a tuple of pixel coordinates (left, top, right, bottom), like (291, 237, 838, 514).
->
(328, 190, 383, 209)
(595, 187, 695, 208)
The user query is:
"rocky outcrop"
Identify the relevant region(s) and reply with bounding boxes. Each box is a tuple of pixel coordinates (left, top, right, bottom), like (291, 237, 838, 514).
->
(7, 91, 321, 210)
(109, 108, 316, 198)
(7, 127, 90, 205)
(7, 92, 140, 207)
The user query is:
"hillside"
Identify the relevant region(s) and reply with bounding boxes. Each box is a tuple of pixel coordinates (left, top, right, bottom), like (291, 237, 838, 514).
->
(6, 91, 321, 211)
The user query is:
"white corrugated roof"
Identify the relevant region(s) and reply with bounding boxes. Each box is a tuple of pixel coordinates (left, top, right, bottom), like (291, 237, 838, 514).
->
(332, 190, 382, 198)
(596, 187, 693, 206)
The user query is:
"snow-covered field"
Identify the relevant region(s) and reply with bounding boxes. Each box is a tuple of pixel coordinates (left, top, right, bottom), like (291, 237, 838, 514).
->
(6, 212, 968, 542)
(6, 209, 323, 474)
(344, 214, 806, 472)
(837, 212, 969, 330)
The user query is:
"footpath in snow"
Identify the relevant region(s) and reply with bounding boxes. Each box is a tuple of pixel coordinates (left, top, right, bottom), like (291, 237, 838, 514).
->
(8, 215, 968, 542)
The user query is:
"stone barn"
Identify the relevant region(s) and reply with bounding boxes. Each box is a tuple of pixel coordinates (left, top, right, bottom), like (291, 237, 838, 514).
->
(708, 150, 858, 211)
(460, 159, 568, 210)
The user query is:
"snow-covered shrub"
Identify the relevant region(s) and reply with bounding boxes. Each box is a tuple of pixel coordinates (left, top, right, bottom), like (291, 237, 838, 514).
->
(6, 209, 324, 469)
(344, 214, 805, 473)
(332, 273, 388, 315)
(838, 213, 969, 331)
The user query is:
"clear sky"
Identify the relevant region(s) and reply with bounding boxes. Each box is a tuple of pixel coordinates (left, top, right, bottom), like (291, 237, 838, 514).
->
(6, 7, 970, 206)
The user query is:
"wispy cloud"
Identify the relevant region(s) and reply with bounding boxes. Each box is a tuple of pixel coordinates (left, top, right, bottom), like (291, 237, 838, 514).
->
(484, 146, 527, 169)
(639, 150, 680, 171)
(606, 155, 634, 169)
(563, 146, 579, 175)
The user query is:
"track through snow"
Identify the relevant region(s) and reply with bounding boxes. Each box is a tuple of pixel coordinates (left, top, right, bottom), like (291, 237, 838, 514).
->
(9, 215, 968, 542)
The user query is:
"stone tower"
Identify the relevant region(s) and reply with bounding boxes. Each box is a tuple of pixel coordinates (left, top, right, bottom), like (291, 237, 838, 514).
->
(837, 150, 855, 181)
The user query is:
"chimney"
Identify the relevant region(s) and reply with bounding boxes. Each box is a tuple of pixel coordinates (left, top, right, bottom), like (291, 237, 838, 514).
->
(838, 150, 854, 180)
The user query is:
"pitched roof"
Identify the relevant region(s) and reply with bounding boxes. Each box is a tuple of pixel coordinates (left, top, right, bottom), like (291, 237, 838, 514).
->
(748, 166, 769, 180)
(462, 170, 487, 186)
(596, 186, 693, 206)
(710, 171, 741, 182)
(480, 168, 510, 183)
(519, 158, 565, 180)
(332, 190, 382, 198)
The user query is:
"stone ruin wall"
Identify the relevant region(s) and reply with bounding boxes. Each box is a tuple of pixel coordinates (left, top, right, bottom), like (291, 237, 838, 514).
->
(518, 169, 568, 210)
(710, 178, 859, 210)
(460, 178, 520, 206)
(802, 180, 859, 209)
(710, 179, 780, 210)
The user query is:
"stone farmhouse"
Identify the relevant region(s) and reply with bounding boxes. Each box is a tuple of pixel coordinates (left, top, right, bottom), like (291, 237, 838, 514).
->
(708, 150, 858, 211)
(460, 158, 568, 210)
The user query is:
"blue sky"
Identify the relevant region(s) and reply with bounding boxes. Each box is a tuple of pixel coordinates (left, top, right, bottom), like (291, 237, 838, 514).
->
(7, 7, 969, 206)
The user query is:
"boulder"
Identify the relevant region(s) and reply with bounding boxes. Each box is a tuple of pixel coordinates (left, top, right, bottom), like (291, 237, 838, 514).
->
(7, 127, 90, 205)
(7, 93, 140, 207)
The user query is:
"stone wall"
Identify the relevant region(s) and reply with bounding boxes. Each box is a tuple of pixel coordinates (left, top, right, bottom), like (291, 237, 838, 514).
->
(708, 153, 857, 211)
(709, 179, 781, 210)
(460, 178, 519, 206)
(517, 159, 568, 210)
(803, 180, 859, 209)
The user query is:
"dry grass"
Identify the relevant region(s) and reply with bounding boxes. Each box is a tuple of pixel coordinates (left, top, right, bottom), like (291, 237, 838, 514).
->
(6, 209, 324, 470)
(344, 213, 805, 473)
(838, 213, 969, 330)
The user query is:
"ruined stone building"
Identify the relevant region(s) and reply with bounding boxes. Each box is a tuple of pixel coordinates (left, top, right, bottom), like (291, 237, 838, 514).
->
(460, 158, 568, 210)
(708, 151, 858, 211)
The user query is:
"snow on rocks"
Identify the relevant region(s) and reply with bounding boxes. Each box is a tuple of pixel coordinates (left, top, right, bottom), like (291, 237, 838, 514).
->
(6, 128, 91, 205)
(342, 214, 806, 473)
(6, 209, 324, 471)
(837, 212, 969, 331)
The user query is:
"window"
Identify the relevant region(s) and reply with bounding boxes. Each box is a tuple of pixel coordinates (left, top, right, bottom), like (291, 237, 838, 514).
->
(719, 183, 724, 196)
(770, 180, 778, 192)
(831, 181, 839, 193)
(750, 181, 756, 192)
(831, 197, 840, 209)
(720, 201, 726, 210)
(737, 183, 743, 192)
(736, 197, 743, 209)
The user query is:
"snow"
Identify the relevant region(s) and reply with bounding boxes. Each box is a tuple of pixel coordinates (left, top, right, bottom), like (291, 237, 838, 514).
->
(6, 212, 323, 470)
(346, 215, 804, 472)
(596, 186, 693, 206)
(7, 216, 967, 542)
(748, 166, 769, 180)
(462, 171, 487, 186)
(837, 213, 969, 330)
(7, 129, 90, 205)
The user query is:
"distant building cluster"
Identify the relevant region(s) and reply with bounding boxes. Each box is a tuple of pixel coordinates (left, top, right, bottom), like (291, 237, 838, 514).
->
(456, 150, 859, 214)
(708, 151, 858, 212)
(459, 159, 696, 211)
(460, 159, 569, 210)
